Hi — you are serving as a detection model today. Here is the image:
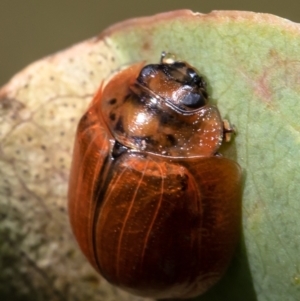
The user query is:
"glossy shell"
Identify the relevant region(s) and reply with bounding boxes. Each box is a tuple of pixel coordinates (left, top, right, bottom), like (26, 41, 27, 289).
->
(68, 54, 242, 299)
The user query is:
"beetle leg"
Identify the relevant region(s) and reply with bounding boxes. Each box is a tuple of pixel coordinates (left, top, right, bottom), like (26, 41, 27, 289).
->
(223, 119, 236, 142)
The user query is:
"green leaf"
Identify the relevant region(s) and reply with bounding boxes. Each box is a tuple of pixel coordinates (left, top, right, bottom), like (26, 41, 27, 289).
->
(0, 10, 299, 301)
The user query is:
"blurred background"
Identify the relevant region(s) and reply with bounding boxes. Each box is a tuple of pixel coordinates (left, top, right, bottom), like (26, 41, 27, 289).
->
(1, 0, 299, 86)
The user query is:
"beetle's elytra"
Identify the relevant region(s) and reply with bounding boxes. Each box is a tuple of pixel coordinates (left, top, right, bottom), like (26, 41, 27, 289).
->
(68, 53, 242, 299)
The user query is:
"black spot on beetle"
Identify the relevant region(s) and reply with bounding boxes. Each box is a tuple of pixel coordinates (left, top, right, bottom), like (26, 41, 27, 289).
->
(166, 134, 177, 146)
(186, 68, 197, 76)
(109, 112, 116, 121)
(160, 112, 175, 125)
(108, 98, 117, 105)
(137, 65, 159, 85)
(115, 117, 124, 133)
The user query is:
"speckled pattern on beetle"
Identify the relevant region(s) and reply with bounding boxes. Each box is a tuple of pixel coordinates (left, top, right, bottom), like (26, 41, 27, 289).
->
(68, 53, 242, 299)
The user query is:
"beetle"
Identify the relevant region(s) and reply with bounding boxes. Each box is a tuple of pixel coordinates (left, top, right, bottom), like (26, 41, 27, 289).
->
(68, 52, 242, 299)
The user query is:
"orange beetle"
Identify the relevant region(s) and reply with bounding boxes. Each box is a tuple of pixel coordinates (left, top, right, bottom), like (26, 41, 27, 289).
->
(68, 53, 242, 299)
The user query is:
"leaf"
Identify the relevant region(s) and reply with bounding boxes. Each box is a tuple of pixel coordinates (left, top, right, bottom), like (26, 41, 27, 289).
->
(1, 9, 300, 301)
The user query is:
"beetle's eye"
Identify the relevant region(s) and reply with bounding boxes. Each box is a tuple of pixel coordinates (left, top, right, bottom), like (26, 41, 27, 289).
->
(181, 91, 206, 109)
